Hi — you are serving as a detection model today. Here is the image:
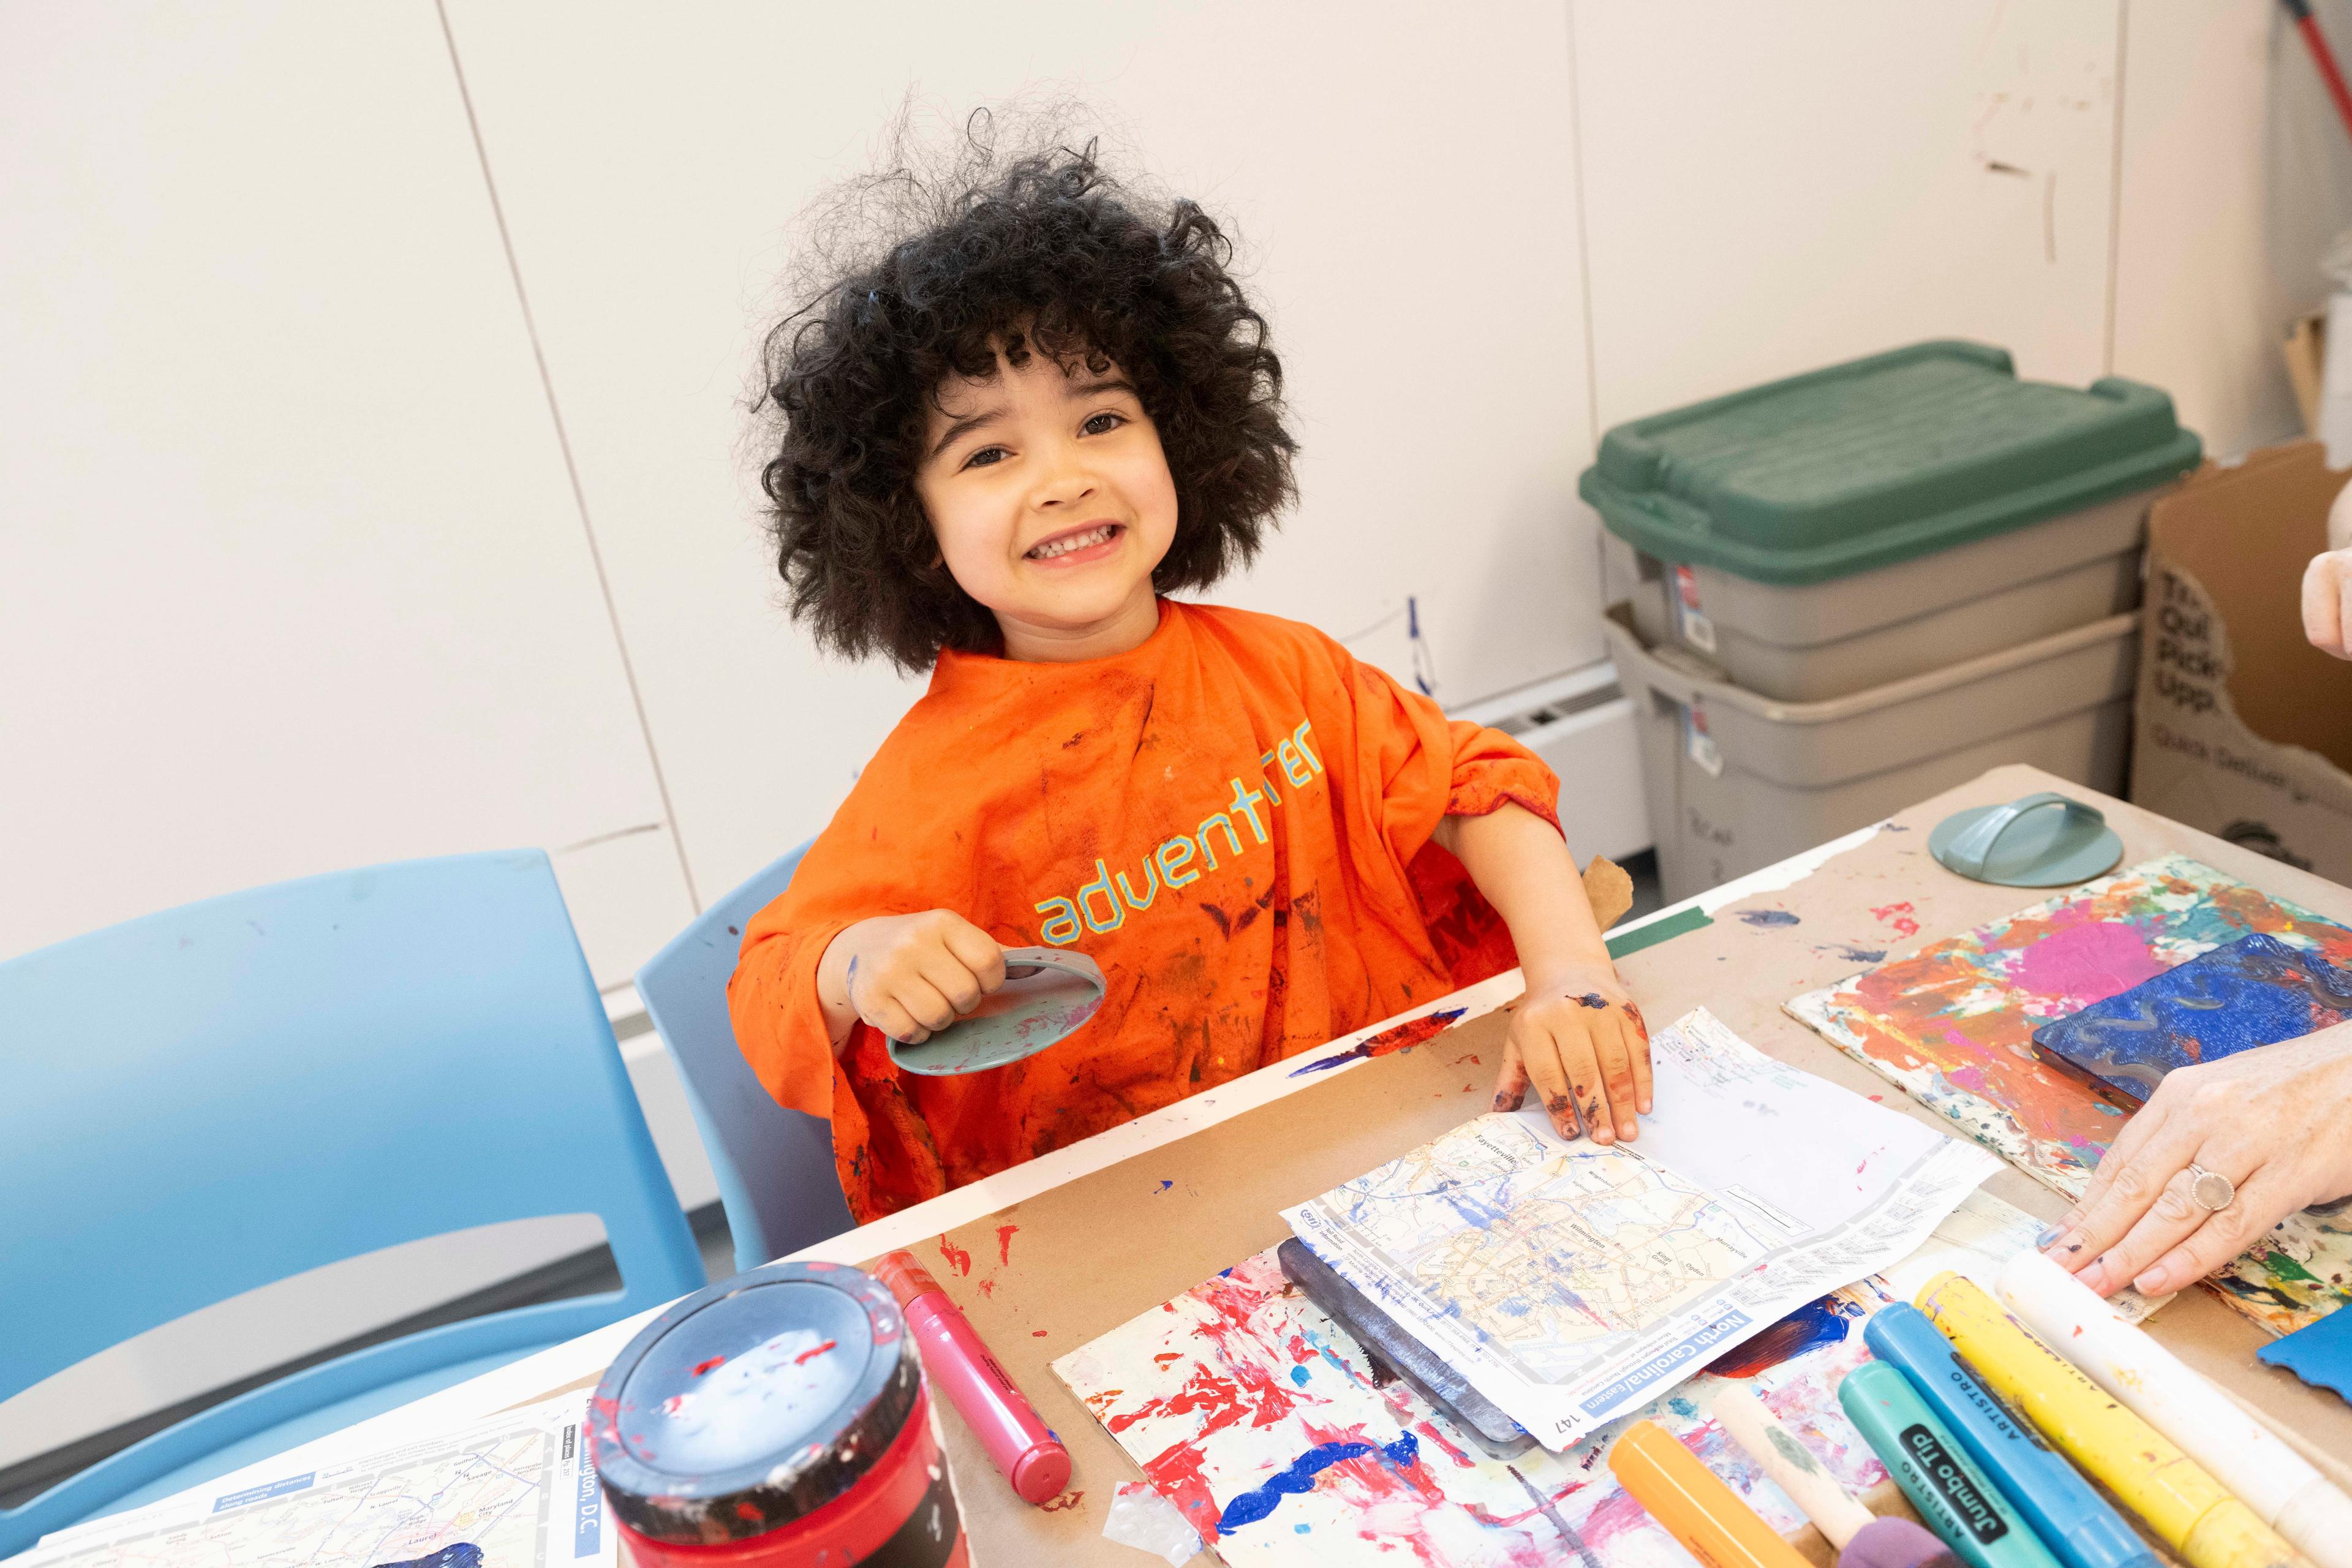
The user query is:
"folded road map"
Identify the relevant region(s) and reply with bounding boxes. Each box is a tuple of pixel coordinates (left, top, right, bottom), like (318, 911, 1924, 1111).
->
(1283, 1008, 1999, 1447)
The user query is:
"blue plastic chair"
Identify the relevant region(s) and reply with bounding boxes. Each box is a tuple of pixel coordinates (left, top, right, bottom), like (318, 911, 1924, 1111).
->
(0, 850, 705, 1556)
(636, 842, 855, 1275)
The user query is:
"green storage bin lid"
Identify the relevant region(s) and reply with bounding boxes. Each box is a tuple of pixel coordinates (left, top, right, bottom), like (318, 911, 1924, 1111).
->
(1579, 341, 2202, 586)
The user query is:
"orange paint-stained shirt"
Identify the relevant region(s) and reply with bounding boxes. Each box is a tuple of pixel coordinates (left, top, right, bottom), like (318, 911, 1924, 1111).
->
(727, 600, 1561, 1224)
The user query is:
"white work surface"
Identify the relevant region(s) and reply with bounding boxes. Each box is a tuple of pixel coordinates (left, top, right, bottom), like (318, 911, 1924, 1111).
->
(36, 767, 2352, 1559)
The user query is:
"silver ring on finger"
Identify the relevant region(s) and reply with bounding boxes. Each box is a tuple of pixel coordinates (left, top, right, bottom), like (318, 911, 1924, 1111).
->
(2185, 1163, 2236, 1212)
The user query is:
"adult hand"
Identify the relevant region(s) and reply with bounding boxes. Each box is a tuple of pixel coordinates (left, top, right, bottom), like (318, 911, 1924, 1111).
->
(2307, 547, 2352, 660)
(2038, 1021, 2352, 1297)
(816, 910, 1006, 1050)
(1492, 961, 1653, 1144)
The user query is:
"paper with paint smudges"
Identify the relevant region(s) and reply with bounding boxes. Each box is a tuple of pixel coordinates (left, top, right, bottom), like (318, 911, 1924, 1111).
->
(1055, 1190, 2098, 1567)
(1785, 853, 2352, 1335)
(1281, 1009, 1997, 1448)
(16, 1391, 614, 1568)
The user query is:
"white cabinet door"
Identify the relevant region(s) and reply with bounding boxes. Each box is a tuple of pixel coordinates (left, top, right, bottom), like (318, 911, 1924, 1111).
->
(0, 1, 693, 983)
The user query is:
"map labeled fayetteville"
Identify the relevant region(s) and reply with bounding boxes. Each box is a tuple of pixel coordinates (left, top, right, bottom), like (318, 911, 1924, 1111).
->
(1284, 1009, 2000, 1447)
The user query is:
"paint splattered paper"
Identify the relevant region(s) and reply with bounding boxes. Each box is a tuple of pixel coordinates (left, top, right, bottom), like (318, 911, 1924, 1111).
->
(1281, 1009, 1997, 1447)
(1055, 1190, 2065, 1568)
(1785, 853, 2352, 1335)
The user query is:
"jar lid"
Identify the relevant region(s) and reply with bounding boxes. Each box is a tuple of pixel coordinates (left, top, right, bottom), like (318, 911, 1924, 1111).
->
(587, 1260, 919, 1545)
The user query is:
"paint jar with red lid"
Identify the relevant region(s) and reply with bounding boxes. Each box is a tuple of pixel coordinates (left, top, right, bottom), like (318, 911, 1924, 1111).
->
(587, 1259, 968, 1567)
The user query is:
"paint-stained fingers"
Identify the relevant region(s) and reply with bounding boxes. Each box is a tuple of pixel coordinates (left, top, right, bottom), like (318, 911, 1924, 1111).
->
(1515, 1025, 1590, 1142)
(1492, 1049, 1529, 1114)
(862, 995, 930, 1045)
(2126, 1171, 2288, 1296)
(1546, 1023, 1616, 1145)
(940, 916, 1008, 993)
(1599, 1018, 1642, 1142)
(2073, 1156, 2232, 1297)
(1624, 1002, 1654, 1115)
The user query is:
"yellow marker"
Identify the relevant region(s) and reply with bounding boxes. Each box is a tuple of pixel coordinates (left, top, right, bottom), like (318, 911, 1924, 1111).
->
(1915, 1273, 2310, 1568)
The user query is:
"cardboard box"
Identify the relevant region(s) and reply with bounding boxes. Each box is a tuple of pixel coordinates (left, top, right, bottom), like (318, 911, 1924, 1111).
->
(2133, 440, 2352, 882)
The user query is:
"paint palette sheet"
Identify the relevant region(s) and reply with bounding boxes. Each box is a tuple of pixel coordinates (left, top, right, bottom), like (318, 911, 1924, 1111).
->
(1056, 1189, 2089, 1568)
(16, 1393, 612, 1567)
(1785, 853, 2352, 1335)
(1281, 1009, 1997, 1449)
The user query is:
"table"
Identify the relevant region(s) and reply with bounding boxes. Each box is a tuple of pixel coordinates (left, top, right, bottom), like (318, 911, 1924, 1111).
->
(63, 764, 2352, 1563)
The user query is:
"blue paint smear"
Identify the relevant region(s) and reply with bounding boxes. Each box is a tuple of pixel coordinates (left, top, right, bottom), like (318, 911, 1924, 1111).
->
(2033, 933, 2352, 1104)
(1705, 1296, 1849, 1378)
(1296, 1523, 1313, 1534)
(374, 1548, 483, 1568)
(1217, 1433, 1419, 1534)
(1290, 1365, 1310, 1386)
(1738, 909, 1801, 927)
(1156, 1180, 1174, 1192)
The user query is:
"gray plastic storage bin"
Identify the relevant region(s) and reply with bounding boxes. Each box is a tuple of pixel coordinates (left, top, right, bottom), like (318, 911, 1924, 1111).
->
(1604, 606, 2138, 902)
(1583, 342, 2199, 702)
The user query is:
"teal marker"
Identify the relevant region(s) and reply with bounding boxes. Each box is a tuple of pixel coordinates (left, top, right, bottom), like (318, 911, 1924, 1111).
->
(1839, 1361, 2064, 1568)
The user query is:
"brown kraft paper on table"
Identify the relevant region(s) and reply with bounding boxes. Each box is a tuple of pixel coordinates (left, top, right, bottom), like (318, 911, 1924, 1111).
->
(861, 764, 2352, 1564)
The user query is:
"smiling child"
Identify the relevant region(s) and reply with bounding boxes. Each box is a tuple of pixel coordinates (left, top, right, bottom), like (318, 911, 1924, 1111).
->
(729, 140, 1650, 1223)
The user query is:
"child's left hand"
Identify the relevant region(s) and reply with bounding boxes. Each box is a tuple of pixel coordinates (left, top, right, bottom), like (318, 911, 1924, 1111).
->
(1493, 962, 1653, 1144)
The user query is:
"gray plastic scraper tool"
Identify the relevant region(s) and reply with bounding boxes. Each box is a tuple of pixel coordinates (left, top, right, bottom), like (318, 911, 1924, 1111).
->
(886, 946, 1106, 1077)
(1929, 790, 2125, 888)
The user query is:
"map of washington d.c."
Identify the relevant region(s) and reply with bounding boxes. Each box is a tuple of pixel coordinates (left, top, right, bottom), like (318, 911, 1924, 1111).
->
(1318, 1117, 1770, 1376)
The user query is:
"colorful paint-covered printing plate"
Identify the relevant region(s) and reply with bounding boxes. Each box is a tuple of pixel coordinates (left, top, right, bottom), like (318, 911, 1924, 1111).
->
(887, 947, 1105, 1077)
(2031, 933, 2352, 1108)
(1785, 853, 2352, 1335)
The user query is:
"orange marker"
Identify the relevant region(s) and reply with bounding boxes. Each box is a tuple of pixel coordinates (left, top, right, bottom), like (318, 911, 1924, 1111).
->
(1610, 1419, 1815, 1568)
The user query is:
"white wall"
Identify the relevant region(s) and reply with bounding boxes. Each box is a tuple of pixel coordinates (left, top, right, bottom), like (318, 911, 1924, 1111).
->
(0, 1, 695, 988)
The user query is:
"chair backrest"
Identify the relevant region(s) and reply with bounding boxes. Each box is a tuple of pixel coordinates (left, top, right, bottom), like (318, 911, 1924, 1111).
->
(635, 842, 854, 1273)
(0, 850, 704, 1548)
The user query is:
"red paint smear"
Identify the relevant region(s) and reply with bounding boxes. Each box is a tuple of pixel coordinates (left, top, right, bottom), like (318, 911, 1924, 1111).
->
(1362, 1010, 1460, 1058)
(1033, 1329, 1049, 1336)
(794, 1338, 837, 1366)
(1038, 1490, 1085, 1513)
(690, 1355, 725, 1377)
(1414, 1419, 1477, 1469)
(734, 1501, 763, 1523)
(995, 1223, 1019, 1267)
(1155, 1351, 1184, 1366)
(938, 1236, 973, 1276)
(976, 1278, 996, 1297)
(1871, 901, 1921, 938)
(1143, 1438, 1224, 1540)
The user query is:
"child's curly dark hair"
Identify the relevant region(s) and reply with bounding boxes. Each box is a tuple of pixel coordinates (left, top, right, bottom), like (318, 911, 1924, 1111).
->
(756, 118, 1298, 671)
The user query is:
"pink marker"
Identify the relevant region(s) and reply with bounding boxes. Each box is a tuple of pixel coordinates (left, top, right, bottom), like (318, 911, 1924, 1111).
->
(875, 1250, 1072, 1506)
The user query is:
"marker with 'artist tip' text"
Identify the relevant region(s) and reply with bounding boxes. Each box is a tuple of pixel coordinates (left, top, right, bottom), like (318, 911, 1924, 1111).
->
(1915, 1272, 2306, 1568)
(1839, 1360, 2063, 1568)
(1864, 1303, 2158, 1568)
(875, 1250, 1071, 1506)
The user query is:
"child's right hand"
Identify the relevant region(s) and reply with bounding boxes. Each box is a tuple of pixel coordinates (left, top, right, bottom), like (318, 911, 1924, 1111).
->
(816, 910, 1008, 1050)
